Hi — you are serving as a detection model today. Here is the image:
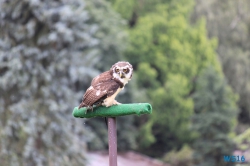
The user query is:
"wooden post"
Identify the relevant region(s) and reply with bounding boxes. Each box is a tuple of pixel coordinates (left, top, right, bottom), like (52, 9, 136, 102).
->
(108, 117, 117, 166)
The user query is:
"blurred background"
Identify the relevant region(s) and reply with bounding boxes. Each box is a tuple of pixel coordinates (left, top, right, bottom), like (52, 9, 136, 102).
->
(0, 0, 250, 165)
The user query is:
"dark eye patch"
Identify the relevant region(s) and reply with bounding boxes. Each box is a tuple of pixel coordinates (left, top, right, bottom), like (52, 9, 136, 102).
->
(123, 68, 129, 73)
(115, 68, 119, 72)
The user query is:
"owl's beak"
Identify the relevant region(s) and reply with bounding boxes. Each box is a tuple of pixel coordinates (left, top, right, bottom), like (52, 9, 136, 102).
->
(120, 72, 125, 78)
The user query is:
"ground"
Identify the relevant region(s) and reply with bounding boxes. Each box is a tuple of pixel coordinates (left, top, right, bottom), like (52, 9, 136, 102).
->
(86, 151, 170, 166)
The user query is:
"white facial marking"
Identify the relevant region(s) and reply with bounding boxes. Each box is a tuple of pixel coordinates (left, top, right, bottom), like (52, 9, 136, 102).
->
(89, 86, 93, 90)
(112, 70, 120, 79)
(111, 61, 133, 85)
(96, 90, 101, 96)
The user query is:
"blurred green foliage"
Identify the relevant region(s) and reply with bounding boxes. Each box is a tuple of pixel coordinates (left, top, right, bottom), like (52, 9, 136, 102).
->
(192, 67, 237, 166)
(0, 0, 129, 165)
(108, 0, 224, 157)
(192, 0, 250, 125)
(163, 144, 193, 166)
(234, 128, 250, 151)
(0, 0, 246, 164)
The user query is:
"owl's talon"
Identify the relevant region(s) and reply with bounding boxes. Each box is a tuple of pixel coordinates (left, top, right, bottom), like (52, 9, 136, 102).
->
(113, 100, 121, 105)
(84, 106, 94, 114)
(102, 100, 121, 107)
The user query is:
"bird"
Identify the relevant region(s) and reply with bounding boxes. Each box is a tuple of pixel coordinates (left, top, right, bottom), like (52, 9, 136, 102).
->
(78, 61, 133, 110)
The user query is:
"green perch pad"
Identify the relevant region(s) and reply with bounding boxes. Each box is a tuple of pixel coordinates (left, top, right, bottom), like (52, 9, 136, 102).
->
(72, 103, 152, 118)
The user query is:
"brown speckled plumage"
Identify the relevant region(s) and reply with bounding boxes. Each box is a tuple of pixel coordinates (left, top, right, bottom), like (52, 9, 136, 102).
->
(78, 61, 133, 109)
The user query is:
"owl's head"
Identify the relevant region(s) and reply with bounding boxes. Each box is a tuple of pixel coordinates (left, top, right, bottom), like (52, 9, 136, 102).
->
(111, 61, 133, 85)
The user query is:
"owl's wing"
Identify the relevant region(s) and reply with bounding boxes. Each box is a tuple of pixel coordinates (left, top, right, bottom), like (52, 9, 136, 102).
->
(78, 79, 120, 108)
(91, 71, 111, 86)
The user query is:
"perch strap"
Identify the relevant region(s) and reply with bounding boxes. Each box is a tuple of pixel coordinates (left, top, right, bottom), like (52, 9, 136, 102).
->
(72, 103, 152, 118)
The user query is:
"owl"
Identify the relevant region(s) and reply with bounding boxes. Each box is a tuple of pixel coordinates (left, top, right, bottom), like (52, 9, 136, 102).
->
(78, 61, 133, 110)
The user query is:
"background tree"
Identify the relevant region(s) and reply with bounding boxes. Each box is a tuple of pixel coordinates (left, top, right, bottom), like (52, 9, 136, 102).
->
(106, 0, 224, 157)
(191, 0, 250, 126)
(192, 67, 237, 166)
(234, 128, 250, 154)
(0, 0, 129, 165)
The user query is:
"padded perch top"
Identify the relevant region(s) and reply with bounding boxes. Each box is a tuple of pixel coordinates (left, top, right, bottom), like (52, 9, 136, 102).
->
(72, 103, 152, 118)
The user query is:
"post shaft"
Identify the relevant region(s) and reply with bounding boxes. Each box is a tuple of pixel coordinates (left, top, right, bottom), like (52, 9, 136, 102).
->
(108, 117, 117, 166)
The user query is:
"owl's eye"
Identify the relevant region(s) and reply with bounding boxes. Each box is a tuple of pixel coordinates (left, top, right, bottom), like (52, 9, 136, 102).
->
(115, 68, 119, 72)
(123, 68, 127, 72)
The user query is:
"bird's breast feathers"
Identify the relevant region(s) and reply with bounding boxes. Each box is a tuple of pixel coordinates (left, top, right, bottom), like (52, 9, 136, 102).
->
(102, 87, 123, 107)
